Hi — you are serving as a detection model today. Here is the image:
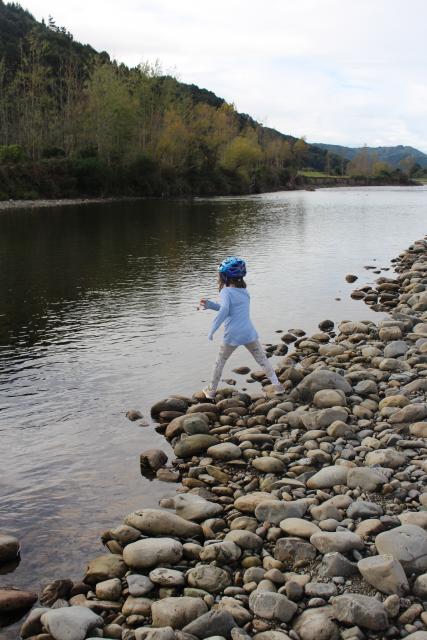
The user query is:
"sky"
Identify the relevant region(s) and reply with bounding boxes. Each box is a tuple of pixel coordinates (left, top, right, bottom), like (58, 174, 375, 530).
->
(24, 0, 427, 152)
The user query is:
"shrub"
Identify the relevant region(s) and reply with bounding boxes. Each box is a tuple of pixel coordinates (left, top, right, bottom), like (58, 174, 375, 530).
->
(0, 144, 26, 164)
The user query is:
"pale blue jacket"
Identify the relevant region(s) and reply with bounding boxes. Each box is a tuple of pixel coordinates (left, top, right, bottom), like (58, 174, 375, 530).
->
(205, 287, 258, 346)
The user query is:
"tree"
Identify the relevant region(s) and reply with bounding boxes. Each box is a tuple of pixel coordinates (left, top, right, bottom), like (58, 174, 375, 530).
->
(220, 130, 262, 177)
(372, 161, 392, 177)
(347, 145, 373, 176)
(83, 63, 137, 163)
(293, 137, 308, 168)
(400, 155, 416, 176)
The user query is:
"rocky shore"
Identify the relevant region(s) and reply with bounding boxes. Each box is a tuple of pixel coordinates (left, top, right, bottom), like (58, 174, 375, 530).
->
(0, 197, 143, 211)
(1, 236, 427, 640)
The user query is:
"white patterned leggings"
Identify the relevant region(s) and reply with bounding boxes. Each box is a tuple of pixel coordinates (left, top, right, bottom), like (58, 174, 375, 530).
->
(208, 340, 280, 391)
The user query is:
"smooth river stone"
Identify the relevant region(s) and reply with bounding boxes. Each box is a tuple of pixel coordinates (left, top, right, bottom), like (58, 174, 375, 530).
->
(134, 628, 175, 640)
(375, 525, 427, 574)
(41, 606, 103, 640)
(149, 568, 185, 586)
(365, 448, 406, 468)
(254, 500, 288, 524)
(346, 467, 388, 491)
(280, 518, 320, 538)
(174, 434, 219, 457)
(182, 609, 237, 639)
(126, 574, 154, 597)
(306, 465, 349, 489)
(0, 588, 37, 613)
(234, 492, 279, 513)
(292, 606, 339, 640)
(252, 456, 285, 474)
(199, 540, 241, 563)
(357, 554, 409, 595)
(123, 538, 183, 570)
(310, 531, 364, 554)
(0, 534, 20, 564)
(173, 493, 223, 521)
(296, 369, 352, 401)
(389, 403, 427, 423)
(151, 596, 208, 629)
(225, 529, 263, 550)
(249, 590, 298, 622)
(125, 508, 201, 538)
(207, 442, 242, 460)
(187, 565, 231, 594)
(331, 594, 389, 631)
(84, 554, 127, 585)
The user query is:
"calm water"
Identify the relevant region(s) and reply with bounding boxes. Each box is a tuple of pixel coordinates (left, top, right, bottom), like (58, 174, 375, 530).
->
(0, 186, 426, 628)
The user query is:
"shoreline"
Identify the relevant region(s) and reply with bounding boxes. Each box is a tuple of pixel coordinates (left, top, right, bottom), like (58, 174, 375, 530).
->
(0, 182, 422, 212)
(2, 236, 427, 640)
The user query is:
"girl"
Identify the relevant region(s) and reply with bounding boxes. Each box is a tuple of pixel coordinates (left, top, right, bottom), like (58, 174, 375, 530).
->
(199, 256, 284, 399)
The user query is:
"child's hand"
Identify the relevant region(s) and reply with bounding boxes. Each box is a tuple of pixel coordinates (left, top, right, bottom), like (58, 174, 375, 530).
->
(199, 298, 207, 310)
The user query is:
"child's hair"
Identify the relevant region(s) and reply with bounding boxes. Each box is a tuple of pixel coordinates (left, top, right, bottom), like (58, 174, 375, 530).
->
(218, 272, 247, 291)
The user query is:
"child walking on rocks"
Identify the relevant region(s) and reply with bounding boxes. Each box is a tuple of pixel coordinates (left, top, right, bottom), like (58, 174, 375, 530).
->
(199, 256, 284, 399)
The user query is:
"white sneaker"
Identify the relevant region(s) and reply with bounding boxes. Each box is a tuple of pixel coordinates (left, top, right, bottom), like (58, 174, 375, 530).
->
(202, 387, 216, 400)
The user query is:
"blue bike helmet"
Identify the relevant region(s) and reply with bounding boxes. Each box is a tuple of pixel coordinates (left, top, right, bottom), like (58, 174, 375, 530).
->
(218, 256, 247, 278)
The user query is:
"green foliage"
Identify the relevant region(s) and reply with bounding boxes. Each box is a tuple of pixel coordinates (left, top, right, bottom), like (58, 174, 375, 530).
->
(0, 143, 25, 162)
(220, 134, 262, 174)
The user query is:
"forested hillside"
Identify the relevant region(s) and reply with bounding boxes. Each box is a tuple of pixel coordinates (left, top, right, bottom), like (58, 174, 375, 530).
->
(314, 142, 427, 170)
(0, 1, 347, 199)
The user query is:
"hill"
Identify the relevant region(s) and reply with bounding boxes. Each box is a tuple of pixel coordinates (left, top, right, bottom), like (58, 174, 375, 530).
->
(0, 1, 413, 199)
(313, 142, 427, 169)
(0, 1, 349, 199)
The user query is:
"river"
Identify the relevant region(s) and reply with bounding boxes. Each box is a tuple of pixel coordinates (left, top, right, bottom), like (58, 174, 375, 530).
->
(0, 186, 426, 634)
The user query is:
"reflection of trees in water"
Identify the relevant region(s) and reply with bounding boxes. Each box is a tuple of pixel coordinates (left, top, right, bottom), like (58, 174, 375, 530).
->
(0, 196, 307, 348)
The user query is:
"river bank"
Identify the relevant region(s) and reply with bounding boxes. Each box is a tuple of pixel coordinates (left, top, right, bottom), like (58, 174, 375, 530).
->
(0, 179, 419, 212)
(2, 234, 426, 639)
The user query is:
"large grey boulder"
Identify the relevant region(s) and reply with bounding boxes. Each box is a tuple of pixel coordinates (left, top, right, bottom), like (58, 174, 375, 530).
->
(41, 606, 103, 640)
(293, 606, 340, 640)
(347, 467, 389, 491)
(358, 554, 409, 595)
(296, 369, 352, 401)
(151, 596, 207, 629)
(307, 465, 349, 489)
(84, 554, 126, 585)
(384, 340, 409, 358)
(331, 594, 388, 631)
(174, 434, 219, 457)
(365, 449, 406, 468)
(125, 508, 202, 538)
(182, 609, 237, 639)
(123, 538, 183, 570)
(389, 403, 427, 423)
(173, 494, 223, 521)
(375, 525, 427, 574)
(249, 590, 298, 622)
(187, 565, 231, 594)
(310, 531, 364, 554)
(20, 608, 49, 639)
(199, 541, 241, 563)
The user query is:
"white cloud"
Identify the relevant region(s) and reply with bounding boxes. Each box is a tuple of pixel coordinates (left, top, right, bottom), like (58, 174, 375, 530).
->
(24, 0, 427, 151)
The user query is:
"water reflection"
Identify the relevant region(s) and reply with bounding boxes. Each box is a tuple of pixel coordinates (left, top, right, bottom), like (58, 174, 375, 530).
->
(0, 187, 426, 638)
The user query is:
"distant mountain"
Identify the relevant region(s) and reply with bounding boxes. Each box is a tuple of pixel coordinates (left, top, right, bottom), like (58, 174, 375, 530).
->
(313, 143, 427, 168)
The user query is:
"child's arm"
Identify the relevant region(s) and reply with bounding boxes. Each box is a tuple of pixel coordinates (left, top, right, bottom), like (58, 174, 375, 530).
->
(202, 299, 220, 311)
(208, 289, 230, 340)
